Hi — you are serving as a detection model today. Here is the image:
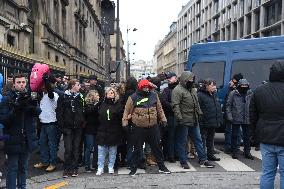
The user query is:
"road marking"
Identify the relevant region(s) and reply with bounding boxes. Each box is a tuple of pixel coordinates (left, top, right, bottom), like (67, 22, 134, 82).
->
(215, 151, 255, 171)
(44, 181, 68, 189)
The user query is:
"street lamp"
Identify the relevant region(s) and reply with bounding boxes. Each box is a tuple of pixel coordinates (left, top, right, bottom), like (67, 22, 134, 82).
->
(126, 27, 138, 79)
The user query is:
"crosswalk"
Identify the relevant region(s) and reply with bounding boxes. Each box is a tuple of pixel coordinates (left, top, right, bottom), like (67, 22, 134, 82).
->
(116, 148, 262, 175)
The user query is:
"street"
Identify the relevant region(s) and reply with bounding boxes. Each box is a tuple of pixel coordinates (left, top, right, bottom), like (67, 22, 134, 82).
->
(0, 134, 281, 188)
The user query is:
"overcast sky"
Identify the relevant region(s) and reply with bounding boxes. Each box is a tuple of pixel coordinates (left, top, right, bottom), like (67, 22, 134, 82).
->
(119, 0, 189, 62)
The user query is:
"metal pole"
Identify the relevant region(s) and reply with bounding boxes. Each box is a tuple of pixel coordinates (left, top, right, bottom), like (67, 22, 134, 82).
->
(126, 27, 130, 79)
(115, 0, 120, 82)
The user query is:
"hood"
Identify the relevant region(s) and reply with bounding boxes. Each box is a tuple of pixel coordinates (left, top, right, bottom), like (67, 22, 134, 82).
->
(179, 71, 195, 87)
(269, 61, 284, 82)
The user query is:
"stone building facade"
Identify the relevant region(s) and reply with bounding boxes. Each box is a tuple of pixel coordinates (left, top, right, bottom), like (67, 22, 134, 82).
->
(0, 0, 107, 79)
(153, 22, 177, 74)
(177, 0, 284, 75)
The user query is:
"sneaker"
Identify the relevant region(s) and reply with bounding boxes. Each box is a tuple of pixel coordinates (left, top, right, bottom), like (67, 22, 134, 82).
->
(109, 168, 114, 174)
(129, 168, 137, 176)
(244, 153, 254, 160)
(63, 170, 70, 178)
(34, 162, 48, 169)
(180, 162, 190, 169)
(207, 155, 221, 161)
(71, 169, 79, 177)
(188, 153, 195, 159)
(85, 167, 92, 173)
(158, 164, 171, 174)
(96, 168, 104, 176)
(199, 161, 215, 168)
(46, 165, 56, 172)
(232, 153, 238, 159)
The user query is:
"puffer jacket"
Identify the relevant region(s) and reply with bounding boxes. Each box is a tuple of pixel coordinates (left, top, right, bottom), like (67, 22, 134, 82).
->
(172, 71, 202, 127)
(122, 91, 167, 128)
(56, 90, 85, 129)
(198, 90, 222, 128)
(250, 61, 284, 146)
(226, 89, 253, 124)
(0, 91, 41, 154)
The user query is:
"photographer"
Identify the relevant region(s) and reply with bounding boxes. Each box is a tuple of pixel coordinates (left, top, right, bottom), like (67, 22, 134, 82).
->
(0, 73, 41, 189)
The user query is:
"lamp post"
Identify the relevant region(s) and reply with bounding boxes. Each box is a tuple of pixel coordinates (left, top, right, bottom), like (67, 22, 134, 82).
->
(126, 27, 137, 79)
(115, 0, 120, 82)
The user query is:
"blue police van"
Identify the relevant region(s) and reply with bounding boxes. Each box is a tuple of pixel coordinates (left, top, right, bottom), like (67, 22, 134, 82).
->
(187, 36, 284, 105)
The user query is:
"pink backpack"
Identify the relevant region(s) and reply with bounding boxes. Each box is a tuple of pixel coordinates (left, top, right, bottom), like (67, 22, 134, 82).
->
(30, 63, 50, 92)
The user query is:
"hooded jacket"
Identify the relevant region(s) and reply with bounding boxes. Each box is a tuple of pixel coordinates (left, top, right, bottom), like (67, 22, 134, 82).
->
(250, 61, 284, 146)
(226, 79, 253, 125)
(171, 71, 202, 126)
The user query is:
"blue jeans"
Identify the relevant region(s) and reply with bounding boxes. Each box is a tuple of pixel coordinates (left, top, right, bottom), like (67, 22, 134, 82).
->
(6, 152, 30, 189)
(167, 116, 177, 159)
(97, 145, 117, 170)
(176, 125, 207, 163)
(260, 143, 284, 189)
(224, 122, 241, 151)
(84, 134, 98, 169)
(39, 123, 57, 165)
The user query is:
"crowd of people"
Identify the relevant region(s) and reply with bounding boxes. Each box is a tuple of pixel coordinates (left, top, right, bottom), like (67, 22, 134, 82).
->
(0, 60, 283, 189)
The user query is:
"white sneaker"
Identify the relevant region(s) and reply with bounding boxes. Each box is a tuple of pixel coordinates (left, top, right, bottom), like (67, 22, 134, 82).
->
(96, 168, 104, 176)
(108, 168, 114, 174)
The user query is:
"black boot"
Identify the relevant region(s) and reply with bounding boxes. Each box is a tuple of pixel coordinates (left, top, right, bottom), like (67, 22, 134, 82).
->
(207, 155, 221, 161)
(244, 153, 254, 160)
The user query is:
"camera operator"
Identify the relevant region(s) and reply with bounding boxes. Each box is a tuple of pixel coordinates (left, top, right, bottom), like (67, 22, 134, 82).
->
(0, 73, 41, 189)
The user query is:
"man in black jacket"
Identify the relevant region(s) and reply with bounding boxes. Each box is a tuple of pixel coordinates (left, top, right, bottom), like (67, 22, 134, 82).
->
(0, 73, 41, 189)
(250, 61, 284, 189)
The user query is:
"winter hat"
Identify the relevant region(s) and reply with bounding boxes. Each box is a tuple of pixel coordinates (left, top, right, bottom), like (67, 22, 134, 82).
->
(232, 73, 243, 82)
(138, 79, 154, 91)
(238, 79, 250, 87)
(166, 72, 177, 79)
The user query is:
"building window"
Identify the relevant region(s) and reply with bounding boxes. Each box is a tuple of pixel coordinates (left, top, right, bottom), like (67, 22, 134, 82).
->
(63, 59, 66, 66)
(239, 19, 244, 38)
(263, 26, 281, 37)
(54, 0, 59, 32)
(255, 10, 260, 31)
(62, 8, 67, 38)
(247, 15, 251, 34)
(55, 55, 59, 62)
(265, 0, 282, 27)
(48, 52, 50, 59)
(7, 34, 15, 47)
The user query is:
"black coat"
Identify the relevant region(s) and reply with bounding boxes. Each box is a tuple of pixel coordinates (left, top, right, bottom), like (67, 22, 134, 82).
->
(250, 82, 284, 146)
(198, 90, 222, 128)
(0, 91, 41, 154)
(161, 84, 177, 116)
(56, 91, 85, 129)
(84, 103, 100, 134)
(96, 99, 123, 146)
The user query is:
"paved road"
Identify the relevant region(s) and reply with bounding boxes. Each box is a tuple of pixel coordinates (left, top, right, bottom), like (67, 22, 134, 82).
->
(0, 134, 281, 188)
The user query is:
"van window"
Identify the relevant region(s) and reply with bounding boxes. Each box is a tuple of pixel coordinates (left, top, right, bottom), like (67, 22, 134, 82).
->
(192, 62, 225, 88)
(232, 59, 279, 89)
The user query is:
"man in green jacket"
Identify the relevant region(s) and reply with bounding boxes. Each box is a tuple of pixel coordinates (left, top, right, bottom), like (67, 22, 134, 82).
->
(172, 71, 214, 169)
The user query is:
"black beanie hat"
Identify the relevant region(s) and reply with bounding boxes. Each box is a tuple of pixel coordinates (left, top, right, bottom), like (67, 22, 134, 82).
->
(232, 73, 243, 82)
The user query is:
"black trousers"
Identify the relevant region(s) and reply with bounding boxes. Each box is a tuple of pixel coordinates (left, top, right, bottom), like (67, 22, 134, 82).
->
(200, 127, 215, 158)
(131, 125, 164, 169)
(63, 128, 82, 171)
(232, 124, 251, 154)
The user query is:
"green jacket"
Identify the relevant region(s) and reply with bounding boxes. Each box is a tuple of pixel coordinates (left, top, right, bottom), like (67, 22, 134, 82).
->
(171, 71, 202, 126)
